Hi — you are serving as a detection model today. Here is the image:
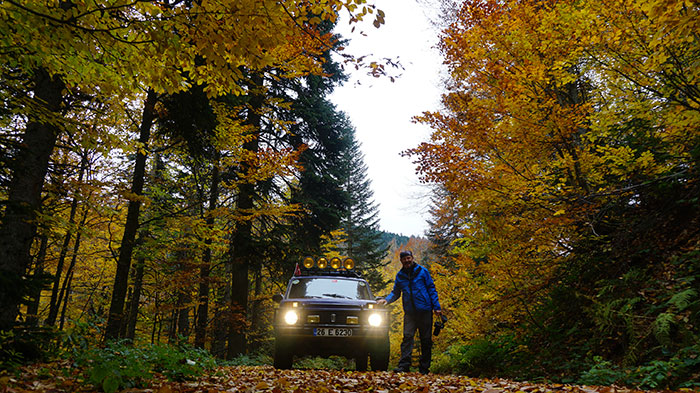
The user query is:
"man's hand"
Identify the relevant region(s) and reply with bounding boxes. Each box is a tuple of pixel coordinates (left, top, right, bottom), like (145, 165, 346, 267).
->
(434, 309, 442, 317)
(377, 299, 387, 305)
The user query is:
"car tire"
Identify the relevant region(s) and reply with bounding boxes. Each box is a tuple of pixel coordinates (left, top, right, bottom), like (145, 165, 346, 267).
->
(273, 338, 293, 369)
(355, 353, 368, 371)
(369, 338, 390, 371)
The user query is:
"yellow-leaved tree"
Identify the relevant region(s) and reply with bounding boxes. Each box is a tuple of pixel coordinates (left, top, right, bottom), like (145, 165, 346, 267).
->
(409, 0, 699, 380)
(0, 0, 386, 332)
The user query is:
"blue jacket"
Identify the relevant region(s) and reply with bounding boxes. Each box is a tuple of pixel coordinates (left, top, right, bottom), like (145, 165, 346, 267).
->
(384, 263, 441, 312)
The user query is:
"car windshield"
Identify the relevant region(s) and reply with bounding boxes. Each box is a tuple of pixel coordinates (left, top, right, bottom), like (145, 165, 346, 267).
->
(287, 277, 371, 300)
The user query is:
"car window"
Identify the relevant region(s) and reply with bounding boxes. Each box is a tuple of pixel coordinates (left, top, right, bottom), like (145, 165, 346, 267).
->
(287, 277, 371, 300)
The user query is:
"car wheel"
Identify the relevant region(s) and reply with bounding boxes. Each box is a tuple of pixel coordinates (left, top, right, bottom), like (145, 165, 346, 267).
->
(273, 338, 293, 369)
(369, 338, 390, 371)
(355, 353, 368, 371)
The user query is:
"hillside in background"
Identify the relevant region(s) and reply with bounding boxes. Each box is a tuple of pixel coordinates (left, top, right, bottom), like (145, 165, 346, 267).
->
(378, 231, 410, 249)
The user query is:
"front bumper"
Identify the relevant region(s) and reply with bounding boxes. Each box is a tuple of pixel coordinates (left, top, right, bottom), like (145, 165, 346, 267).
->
(274, 324, 388, 357)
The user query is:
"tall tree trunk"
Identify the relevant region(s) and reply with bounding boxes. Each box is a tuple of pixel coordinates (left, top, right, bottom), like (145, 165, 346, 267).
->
(0, 69, 64, 331)
(58, 269, 74, 330)
(125, 256, 145, 340)
(104, 89, 157, 340)
(47, 158, 87, 326)
(126, 153, 162, 340)
(45, 198, 76, 326)
(226, 74, 263, 358)
(227, 257, 250, 358)
(121, 287, 133, 338)
(26, 234, 48, 326)
(195, 158, 220, 348)
(211, 274, 231, 358)
(151, 292, 160, 344)
(177, 292, 191, 339)
(55, 212, 85, 330)
(249, 265, 262, 352)
(168, 307, 178, 343)
(46, 198, 78, 326)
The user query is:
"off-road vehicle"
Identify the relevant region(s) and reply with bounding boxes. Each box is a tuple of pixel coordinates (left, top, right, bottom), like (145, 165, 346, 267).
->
(272, 257, 390, 371)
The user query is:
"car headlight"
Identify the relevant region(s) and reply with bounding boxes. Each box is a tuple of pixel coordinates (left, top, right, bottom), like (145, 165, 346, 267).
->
(368, 313, 382, 327)
(284, 310, 299, 325)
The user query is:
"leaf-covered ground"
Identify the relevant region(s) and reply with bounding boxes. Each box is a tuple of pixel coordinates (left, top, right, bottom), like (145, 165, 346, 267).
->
(0, 363, 686, 393)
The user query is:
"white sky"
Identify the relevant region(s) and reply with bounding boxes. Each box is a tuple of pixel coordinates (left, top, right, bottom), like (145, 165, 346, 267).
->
(329, 0, 445, 238)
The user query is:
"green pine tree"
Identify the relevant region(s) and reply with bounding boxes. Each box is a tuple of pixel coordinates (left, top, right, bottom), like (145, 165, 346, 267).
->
(337, 128, 389, 292)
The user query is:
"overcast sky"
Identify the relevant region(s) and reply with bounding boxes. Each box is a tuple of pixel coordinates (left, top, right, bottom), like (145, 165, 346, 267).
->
(329, 0, 445, 238)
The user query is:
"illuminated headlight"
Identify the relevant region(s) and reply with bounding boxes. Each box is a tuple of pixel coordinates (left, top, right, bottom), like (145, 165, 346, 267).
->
(284, 310, 299, 325)
(368, 313, 382, 327)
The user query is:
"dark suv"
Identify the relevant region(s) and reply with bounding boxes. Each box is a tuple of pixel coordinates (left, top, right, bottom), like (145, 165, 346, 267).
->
(272, 259, 390, 371)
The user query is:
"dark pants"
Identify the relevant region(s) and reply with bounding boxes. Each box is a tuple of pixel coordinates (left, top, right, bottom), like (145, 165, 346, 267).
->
(397, 310, 433, 372)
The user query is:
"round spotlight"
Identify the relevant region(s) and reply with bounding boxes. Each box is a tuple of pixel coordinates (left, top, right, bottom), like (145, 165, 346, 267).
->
(343, 258, 355, 270)
(317, 257, 328, 269)
(284, 310, 299, 325)
(368, 313, 382, 327)
(303, 256, 314, 269)
(330, 257, 341, 269)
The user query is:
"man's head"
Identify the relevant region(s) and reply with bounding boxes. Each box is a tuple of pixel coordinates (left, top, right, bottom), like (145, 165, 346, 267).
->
(399, 250, 414, 269)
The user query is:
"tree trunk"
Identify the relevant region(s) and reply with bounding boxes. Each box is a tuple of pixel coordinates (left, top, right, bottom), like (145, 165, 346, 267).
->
(125, 256, 145, 340)
(26, 234, 48, 326)
(47, 158, 86, 326)
(151, 292, 160, 344)
(58, 269, 74, 330)
(211, 273, 231, 358)
(177, 292, 191, 339)
(226, 74, 263, 359)
(195, 159, 220, 348)
(0, 68, 64, 331)
(55, 212, 85, 330)
(45, 201, 75, 326)
(227, 257, 249, 358)
(121, 286, 133, 338)
(249, 266, 262, 352)
(104, 89, 157, 340)
(168, 307, 178, 343)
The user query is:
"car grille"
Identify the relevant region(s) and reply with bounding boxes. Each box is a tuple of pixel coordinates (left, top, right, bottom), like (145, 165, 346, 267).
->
(303, 302, 360, 309)
(303, 307, 361, 325)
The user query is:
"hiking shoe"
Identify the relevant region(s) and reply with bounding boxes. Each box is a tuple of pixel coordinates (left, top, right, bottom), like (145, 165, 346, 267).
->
(392, 367, 409, 373)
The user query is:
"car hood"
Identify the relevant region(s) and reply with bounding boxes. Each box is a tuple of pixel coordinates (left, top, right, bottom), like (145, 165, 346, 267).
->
(280, 298, 376, 309)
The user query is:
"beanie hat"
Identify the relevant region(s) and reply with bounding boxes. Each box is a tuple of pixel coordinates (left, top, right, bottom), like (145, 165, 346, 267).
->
(399, 250, 413, 258)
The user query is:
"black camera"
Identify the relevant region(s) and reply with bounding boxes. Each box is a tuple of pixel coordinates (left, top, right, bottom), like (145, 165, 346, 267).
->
(433, 314, 448, 336)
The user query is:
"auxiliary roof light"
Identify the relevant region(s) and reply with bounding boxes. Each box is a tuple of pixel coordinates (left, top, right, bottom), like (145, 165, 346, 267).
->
(299, 256, 356, 270)
(343, 258, 355, 270)
(303, 256, 315, 269)
(330, 257, 342, 269)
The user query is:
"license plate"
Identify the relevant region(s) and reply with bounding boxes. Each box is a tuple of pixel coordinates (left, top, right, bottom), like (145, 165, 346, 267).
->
(314, 328, 353, 337)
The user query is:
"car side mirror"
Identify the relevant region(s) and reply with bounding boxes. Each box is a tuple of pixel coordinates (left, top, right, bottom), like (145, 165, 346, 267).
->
(272, 293, 283, 303)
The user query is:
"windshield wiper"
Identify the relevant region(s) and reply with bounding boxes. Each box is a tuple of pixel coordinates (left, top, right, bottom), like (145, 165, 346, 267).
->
(321, 293, 353, 299)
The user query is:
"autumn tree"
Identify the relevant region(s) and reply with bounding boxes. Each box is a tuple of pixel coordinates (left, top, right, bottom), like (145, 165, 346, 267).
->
(408, 0, 699, 383)
(0, 0, 385, 334)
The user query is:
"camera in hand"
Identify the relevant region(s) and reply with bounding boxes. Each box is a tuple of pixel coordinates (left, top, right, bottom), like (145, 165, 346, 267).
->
(433, 314, 448, 336)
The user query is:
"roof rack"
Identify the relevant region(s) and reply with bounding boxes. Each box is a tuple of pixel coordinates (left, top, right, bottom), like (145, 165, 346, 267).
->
(296, 268, 362, 278)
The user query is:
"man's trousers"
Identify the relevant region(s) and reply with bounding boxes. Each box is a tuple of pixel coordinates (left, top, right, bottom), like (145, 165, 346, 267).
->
(397, 310, 433, 373)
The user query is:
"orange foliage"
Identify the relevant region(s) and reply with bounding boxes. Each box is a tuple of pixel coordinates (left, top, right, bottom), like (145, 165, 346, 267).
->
(407, 0, 700, 340)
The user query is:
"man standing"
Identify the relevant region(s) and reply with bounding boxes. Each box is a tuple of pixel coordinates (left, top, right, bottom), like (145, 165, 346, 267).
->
(377, 250, 442, 374)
